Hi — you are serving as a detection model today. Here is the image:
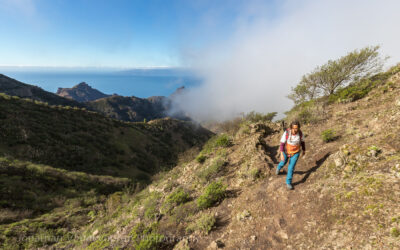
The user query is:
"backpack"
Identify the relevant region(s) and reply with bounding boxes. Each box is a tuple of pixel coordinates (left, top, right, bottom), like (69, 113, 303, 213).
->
(284, 128, 303, 155)
(285, 128, 303, 142)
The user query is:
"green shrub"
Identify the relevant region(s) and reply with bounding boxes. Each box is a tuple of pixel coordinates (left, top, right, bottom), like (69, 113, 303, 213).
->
(88, 236, 111, 249)
(186, 213, 216, 235)
(136, 232, 164, 250)
(284, 99, 320, 125)
(214, 134, 232, 147)
(130, 222, 164, 249)
(329, 78, 375, 103)
(368, 145, 381, 152)
(168, 201, 198, 223)
(390, 227, 400, 237)
(201, 134, 233, 154)
(321, 129, 336, 142)
(197, 181, 226, 209)
(240, 122, 251, 134)
(196, 154, 207, 164)
(165, 187, 190, 205)
(197, 157, 226, 180)
(143, 192, 162, 219)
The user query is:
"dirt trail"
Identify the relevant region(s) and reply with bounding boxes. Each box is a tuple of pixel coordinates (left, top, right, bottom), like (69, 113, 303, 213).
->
(174, 75, 400, 250)
(187, 131, 339, 250)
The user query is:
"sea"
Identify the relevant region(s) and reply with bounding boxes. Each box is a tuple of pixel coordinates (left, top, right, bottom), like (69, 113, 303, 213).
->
(0, 67, 202, 98)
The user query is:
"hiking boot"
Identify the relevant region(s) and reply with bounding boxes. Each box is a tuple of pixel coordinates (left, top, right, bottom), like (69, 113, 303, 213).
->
(275, 168, 280, 175)
(286, 183, 294, 190)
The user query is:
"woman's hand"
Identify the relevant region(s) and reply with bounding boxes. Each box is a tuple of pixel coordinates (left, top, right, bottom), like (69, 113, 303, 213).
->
(280, 152, 285, 161)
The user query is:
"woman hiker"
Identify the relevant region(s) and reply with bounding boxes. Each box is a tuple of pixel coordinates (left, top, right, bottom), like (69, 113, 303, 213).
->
(276, 121, 306, 190)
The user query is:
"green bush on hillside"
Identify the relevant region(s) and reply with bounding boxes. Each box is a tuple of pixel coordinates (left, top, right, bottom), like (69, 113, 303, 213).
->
(284, 99, 321, 124)
(214, 134, 232, 147)
(197, 181, 227, 209)
(197, 157, 226, 181)
(165, 187, 190, 205)
(186, 213, 216, 235)
(321, 129, 336, 142)
(196, 154, 207, 163)
(130, 222, 165, 250)
(143, 192, 162, 219)
(329, 65, 400, 103)
(201, 134, 233, 154)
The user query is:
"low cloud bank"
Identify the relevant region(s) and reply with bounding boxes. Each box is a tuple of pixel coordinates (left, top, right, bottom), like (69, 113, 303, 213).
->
(172, 0, 400, 122)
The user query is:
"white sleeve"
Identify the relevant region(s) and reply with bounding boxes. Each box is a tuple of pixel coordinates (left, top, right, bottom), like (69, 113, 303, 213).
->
(280, 131, 287, 143)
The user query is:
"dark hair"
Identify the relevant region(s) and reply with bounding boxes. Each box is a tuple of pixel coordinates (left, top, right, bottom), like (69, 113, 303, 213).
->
(290, 120, 301, 129)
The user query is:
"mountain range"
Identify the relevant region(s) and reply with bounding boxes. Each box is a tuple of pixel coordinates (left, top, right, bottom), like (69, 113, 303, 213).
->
(0, 74, 189, 122)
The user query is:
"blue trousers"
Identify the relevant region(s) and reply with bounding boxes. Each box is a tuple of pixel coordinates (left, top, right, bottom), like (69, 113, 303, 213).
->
(277, 151, 300, 184)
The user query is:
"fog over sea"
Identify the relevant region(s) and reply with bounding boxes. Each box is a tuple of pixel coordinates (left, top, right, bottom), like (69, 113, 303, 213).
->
(0, 67, 202, 98)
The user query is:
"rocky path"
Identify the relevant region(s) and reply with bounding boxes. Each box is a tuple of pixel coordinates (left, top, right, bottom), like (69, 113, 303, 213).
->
(188, 132, 337, 250)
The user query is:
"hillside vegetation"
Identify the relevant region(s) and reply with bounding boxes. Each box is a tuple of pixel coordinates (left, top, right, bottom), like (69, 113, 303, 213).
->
(0, 93, 212, 180)
(85, 95, 168, 122)
(0, 91, 212, 249)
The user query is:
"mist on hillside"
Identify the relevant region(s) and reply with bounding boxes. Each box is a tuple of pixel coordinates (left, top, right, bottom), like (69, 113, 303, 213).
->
(169, 0, 400, 122)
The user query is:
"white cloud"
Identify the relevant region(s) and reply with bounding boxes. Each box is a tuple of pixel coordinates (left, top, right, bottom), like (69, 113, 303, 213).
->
(173, 0, 400, 122)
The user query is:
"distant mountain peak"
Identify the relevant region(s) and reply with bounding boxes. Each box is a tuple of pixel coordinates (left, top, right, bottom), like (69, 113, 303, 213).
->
(56, 82, 110, 102)
(75, 82, 90, 88)
(169, 86, 186, 99)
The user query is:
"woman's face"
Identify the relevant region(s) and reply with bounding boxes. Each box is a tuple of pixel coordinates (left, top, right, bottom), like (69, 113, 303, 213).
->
(291, 124, 299, 134)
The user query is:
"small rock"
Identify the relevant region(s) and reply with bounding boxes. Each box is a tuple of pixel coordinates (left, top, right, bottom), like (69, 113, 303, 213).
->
(250, 235, 257, 241)
(173, 238, 190, 250)
(92, 229, 99, 236)
(334, 156, 344, 167)
(237, 210, 251, 221)
(207, 240, 224, 249)
(277, 230, 288, 240)
(344, 165, 352, 173)
(396, 99, 400, 106)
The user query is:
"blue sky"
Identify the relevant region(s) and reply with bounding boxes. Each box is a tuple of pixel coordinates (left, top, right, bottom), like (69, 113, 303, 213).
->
(2, 0, 400, 120)
(0, 0, 277, 68)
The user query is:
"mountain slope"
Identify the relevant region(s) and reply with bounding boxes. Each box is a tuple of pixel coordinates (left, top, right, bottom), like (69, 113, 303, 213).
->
(0, 74, 84, 107)
(0, 91, 213, 249)
(2, 66, 399, 249)
(0, 93, 212, 180)
(85, 94, 168, 122)
(44, 65, 399, 249)
(56, 82, 111, 102)
(0, 157, 130, 224)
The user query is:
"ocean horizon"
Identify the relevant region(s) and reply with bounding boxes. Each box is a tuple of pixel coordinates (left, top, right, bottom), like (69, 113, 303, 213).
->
(0, 67, 202, 98)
